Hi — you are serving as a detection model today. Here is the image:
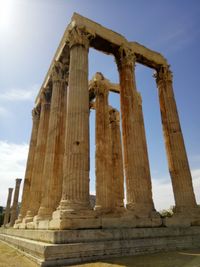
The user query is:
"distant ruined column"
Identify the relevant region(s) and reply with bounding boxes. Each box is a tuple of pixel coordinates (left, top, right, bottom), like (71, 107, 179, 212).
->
(24, 90, 51, 223)
(116, 45, 154, 216)
(94, 80, 113, 211)
(15, 107, 40, 225)
(55, 26, 93, 214)
(10, 178, 22, 227)
(3, 188, 13, 226)
(109, 108, 124, 210)
(155, 65, 197, 212)
(36, 60, 69, 221)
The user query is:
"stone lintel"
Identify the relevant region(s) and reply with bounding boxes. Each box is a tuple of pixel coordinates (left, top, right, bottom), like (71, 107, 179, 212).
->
(35, 13, 168, 105)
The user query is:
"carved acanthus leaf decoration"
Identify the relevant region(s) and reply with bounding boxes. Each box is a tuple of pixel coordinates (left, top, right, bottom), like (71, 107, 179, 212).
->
(94, 81, 109, 97)
(68, 26, 95, 49)
(109, 108, 120, 123)
(32, 106, 40, 120)
(116, 44, 136, 70)
(154, 65, 173, 84)
(51, 61, 69, 83)
(41, 86, 51, 104)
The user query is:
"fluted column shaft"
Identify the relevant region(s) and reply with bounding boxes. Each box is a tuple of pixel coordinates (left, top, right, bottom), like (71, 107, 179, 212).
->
(59, 27, 92, 211)
(37, 61, 68, 220)
(155, 66, 197, 211)
(3, 188, 13, 226)
(10, 179, 22, 226)
(95, 83, 113, 211)
(15, 108, 40, 224)
(116, 46, 154, 215)
(109, 108, 124, 209)
(136, 92, 155, 208)
(24, 92, 51, 222)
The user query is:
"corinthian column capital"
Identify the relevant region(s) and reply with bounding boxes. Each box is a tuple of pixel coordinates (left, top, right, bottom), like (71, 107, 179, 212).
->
(32, 106, 40, 121)
(68, 26, 94, 50)
(51, 61, 69, 83)
(109, 108, 120, 123)
(41, 87, 51, 105)
(154, 65, 173, 85)
(94, 82, 108, 97)
(116, 44, 136, 70)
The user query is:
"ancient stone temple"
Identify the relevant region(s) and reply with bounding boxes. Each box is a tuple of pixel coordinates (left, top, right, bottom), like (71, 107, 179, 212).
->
(1, 13, 200, 266)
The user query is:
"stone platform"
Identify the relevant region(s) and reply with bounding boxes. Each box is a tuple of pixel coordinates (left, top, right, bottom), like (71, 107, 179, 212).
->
(1, 227, 200, 266)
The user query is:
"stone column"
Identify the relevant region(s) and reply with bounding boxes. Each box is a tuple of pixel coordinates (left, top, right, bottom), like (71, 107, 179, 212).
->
(36, 60, 68, 221)
(115, 45, 154, 216)
(23, 90, 51, 223)
(109, 108, 124, 210)
(94, 81, 113, 211)
(15, 107, 40, 225)
(54, 26, 93, 214)
(155, 65, 197, 212)
(10, 179, 22, 227)
(3, 188, 13, 226)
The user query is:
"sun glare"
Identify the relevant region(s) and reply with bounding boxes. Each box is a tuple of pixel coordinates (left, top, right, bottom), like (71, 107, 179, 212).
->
(0, 0, 15, 31)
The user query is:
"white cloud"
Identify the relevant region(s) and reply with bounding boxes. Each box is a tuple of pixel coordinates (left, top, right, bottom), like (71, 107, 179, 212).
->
(0, 84, 39, 102)
(152, 169, 200, 211)
(191, 169, 200, 204)
(152, 177, 175, 211)
(0, 106, 9, 117)
(0, 140, 28, 207)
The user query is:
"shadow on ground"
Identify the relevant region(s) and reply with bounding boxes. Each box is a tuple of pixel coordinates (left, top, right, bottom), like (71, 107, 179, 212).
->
(73, 250, 200, 267)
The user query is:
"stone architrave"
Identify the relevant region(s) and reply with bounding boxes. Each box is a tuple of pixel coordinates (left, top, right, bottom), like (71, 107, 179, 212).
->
(116, 45, 155, 217)
(15, 107, 40, 226)
(9, 179, 22, 227)
(50, 26, 95, 230)
(36, 60, 69, 222)
(109, 108, 124, 210)
(94, 77, 113, 211)
(23, 90, 51, 223)
(155, 65, 197, 213)
(3, 188, 13, 226)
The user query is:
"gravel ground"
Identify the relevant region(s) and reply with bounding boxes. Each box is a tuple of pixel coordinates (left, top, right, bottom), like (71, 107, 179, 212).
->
(1, 241, 200, 267)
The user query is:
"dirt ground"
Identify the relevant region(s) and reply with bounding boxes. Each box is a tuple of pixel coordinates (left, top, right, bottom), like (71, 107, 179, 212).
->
(0, 241, 38, 267)
(1, 241, 200, 267)
(73, 250, 200, 267)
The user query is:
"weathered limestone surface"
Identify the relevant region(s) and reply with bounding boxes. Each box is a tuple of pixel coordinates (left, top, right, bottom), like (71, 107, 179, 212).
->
(50, 26, 98, 230)
(155, 66, 200, 225)
(116, 46, 155, 217)
(3, 188, 13, 226)
(35, 61, 68, 224)
(1, 11, 200, 267)
(1, 227, 200, 267)
(109, 108, 124, 210)
(23, 91, 51, 224)
(15, 108, 40, 226)
(94, 75, 113, 211)
(9, 179, 22, 227)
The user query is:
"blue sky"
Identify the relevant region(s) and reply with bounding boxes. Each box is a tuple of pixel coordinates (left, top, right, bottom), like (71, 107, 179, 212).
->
(0, 0, 199, 209)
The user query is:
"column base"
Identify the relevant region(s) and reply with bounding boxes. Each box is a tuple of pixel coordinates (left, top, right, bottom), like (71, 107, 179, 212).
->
(126, 202, 158, 218)
(14, 215, 23, 225)
(163, 206, 200, 227)
(101, 210, 162, 228)
(35, 207, 54, 221)
(49, 208, 101, 230)
(18, 222, 27, 229)
(13, 223, 20, 229)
